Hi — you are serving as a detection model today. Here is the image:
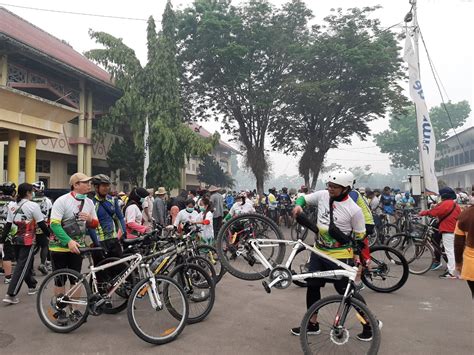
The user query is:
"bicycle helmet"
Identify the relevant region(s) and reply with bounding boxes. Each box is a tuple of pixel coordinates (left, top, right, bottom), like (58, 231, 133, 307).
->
(327, 169, 355, 188)
(0, 181, 16, 196)
(282, 187, 288, 193)
(92, 174, 111, 185)
(32, 181, 45, 192)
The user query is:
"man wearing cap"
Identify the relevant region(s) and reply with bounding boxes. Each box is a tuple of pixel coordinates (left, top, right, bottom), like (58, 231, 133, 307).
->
(209, 186, 224, 238)
(49, 173, 99, 280)
(153, 187, 168, 226)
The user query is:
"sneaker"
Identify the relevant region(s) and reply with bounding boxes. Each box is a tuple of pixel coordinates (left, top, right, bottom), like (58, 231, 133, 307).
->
(439, 271, 457, 279)
(28, 287, 38, 295)
(357, 320, 383, 342)
(291, 322, 321, 336)
(2, 295, 19, 304)
(45, 261, 52, 271)
(55, 310, 69, 326)
(38, 264, 48, 276)
(430, 262, 442, 271)
(4, 277, 11, 284)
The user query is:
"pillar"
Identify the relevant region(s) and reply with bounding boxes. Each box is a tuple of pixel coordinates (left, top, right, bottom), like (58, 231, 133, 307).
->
(85, 91, 93, 176)
(77, 79, 85, 173)
(7, 130, 20, 186)
(0, 54, 7, 85)
(25, 134, 37, 183)
(0, 143, 4, 183)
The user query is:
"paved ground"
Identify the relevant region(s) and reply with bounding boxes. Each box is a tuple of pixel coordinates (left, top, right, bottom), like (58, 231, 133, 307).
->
(0, 244, 473, 354)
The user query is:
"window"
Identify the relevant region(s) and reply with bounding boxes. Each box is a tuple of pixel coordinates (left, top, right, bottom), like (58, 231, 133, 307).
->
(454, 155, 459, 166)
(460, 153, 464, 165)
(36, 159, 50, 173)
(449, 156, 454, 167)
(471, 150, 474, 163)
(67, 162, 77, 175)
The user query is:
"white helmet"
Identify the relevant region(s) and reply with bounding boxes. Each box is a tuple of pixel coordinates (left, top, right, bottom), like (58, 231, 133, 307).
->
(32, 181, 45, 192)
(327, 169, 355, 188)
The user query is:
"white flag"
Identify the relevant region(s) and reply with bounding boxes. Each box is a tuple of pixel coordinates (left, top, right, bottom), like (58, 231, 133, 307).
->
(143, 115, 150, 187)
(403, 36, 439, 195)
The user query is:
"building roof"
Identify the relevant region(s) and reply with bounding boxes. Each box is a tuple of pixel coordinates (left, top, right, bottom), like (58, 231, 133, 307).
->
(0, 7, 113, 87)
(189, 123, 240, 154)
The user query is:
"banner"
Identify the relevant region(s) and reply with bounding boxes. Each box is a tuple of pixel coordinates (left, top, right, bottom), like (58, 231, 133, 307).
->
(143, 115, 149, 187)
(403, 36, 439, 195)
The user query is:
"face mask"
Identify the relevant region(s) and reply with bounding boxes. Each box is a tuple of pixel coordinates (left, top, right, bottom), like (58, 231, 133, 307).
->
(200, 207, 206, 213)
(186, 208, 195, 213)
(76, 193, 87, 200)
(32, 192, 36, 199)
(140, 197, 145, 203)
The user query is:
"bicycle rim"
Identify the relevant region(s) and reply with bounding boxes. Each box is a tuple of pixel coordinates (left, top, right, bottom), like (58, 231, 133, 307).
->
(37, 269, 90, 333)
(290, 247, 312, 287)
(406, 243, 434, 275)
(300, 295, 380, 355)
(128, 276, 188, 345)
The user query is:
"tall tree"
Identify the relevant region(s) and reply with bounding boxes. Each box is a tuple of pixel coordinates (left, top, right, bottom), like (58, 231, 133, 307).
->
(197, 155, 234, 187)
(375, 101, 470, 169)
(270, 6, 406, 188)
(86, 0, 216, 188)
(178, 0, 313, 193)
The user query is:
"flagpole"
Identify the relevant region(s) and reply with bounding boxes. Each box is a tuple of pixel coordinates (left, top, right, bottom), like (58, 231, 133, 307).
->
(143, 115, 149, 187)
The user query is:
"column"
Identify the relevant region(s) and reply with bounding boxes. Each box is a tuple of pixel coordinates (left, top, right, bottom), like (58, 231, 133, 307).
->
(0, 143, 4, 183)
(77, 80, 85, 172)
(85, 90, 93, 176)
(0, 54, 7, 85)
(25, 134, 37, 183)
(7, 130, 20, 186)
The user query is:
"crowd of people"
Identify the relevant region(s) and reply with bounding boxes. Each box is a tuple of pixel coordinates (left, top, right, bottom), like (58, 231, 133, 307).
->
(1, 170, 473, 312)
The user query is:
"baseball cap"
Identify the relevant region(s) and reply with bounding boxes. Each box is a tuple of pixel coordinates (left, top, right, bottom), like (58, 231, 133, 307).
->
(69, 172, 92, 186)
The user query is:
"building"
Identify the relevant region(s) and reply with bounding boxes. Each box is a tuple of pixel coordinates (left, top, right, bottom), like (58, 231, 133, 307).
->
(435, 126, 474, 191)
(184, 123, 239, 190)
(0, 7, 122, 189)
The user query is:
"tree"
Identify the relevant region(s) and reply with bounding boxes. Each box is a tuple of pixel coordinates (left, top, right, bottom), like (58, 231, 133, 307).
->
(270, 6, 406, 188)
(86, 0, 216, 189)
(375, 101, 471, 169)
(197, 155, 234, 187)
(178, 0, 313, 193)
(107, 136, 143, 186)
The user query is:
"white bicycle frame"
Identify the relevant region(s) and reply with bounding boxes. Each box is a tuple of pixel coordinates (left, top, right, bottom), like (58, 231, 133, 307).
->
(248, 238, 358, 296)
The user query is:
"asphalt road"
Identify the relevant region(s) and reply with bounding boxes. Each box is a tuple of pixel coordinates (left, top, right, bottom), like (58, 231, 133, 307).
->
(0, 244, 473, 355)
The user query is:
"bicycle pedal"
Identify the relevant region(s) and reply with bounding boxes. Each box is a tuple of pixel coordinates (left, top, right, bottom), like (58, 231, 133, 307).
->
(262, 280, 271, 294)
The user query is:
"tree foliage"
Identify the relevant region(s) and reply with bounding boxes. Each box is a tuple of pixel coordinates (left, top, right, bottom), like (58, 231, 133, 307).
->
(375, 101, 471, 169)
(197, 155, 234, 188)
(270, 6, 406, 188)
(178, 0, 312, 193)
(86, 0, 217, 189)
(106, 136, 143, 186)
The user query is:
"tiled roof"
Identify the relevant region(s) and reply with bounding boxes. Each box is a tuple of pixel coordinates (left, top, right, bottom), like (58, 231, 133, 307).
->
(0, 7, 112, 86)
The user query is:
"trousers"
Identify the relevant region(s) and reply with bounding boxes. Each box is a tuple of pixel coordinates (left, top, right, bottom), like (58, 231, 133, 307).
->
(7, 245, 37, 296)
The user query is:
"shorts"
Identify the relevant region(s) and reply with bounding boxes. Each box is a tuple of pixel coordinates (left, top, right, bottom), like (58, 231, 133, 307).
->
(2, 241, 15, 261)
(51, 251, 83, 287)
(35, 234, 49, 248)
(307, 253, 354, 288)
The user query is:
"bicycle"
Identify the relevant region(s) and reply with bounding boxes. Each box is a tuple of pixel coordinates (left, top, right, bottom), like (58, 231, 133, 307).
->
(36, 247, 189, 345)
(216, 214, 381, 354)
(290, 206, 316, 242)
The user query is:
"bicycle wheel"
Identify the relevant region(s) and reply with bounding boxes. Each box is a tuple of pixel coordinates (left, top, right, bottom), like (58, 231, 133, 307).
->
(217, 213, 286, 281)
(300, 295, 380, 355)
(405, 242, 434, 275)
(127, 275, 188, 345)
(291, 223, 308, 242)
(92, 257, 133, 314)
(289, 246, 312, 288)
(361, 245, 409, 293)
(381, 223, 399, 238)
(367, 228, 379, 247)
(167, 263, 215, 324)
(385, 233, 408, 250)
(196, 245, 226, 283)
(37, 268, 91, 333)
(187, 255, 217, 285)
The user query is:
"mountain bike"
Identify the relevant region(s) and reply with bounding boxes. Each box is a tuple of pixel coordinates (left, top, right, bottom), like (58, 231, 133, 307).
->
(216, 216, 380, 354)
(36, 247, 188, 345)
(290, 206, 316, 242)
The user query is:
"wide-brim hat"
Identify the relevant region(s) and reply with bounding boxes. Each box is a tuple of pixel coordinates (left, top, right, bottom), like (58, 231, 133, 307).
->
(155, 187, 167, 195)
(208, 185, 221, 193)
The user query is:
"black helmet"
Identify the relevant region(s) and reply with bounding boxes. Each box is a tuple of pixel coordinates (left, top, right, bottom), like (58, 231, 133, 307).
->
(282, 187, 288, 193)
(0, 181, 16, 196)
(92, 174, 111, 185)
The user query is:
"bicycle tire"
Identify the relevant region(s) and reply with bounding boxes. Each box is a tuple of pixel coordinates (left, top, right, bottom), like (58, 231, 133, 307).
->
(290, 223, 308, 242)
(37, 268, 91, 333)
(216, 213, 285, 281)
(300, 295, 380, 355)
(381, 223, 399, 238)
(361, 245, 409, 293)
(289, 246, 312, 288)
(127, 275, 188, 345)
(187, 255, 217, 285)
(406, 242, 435, 275)
(196, 245, 226, 283)
(167, 263, 215, 324)
(385, 233, 408, 249)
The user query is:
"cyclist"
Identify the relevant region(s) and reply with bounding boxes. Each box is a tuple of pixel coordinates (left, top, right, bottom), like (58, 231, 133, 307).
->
(1, 183, 51, 304)
(291, 169, 380, 340)
(277, 187, 292, 226)
(380, 186, 395, 222)
(88, 174, 127, 261)
(31, 181, 53, 275)
(267, 187, 278, 223)
(196, 197, 214, 245)
(0, 182, 16, 283)
(224, 192, 255, 221)
(124, 187, 150, 238)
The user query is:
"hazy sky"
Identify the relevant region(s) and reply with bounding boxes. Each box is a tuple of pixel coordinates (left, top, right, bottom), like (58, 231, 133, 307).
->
(3, 0, 473, 176)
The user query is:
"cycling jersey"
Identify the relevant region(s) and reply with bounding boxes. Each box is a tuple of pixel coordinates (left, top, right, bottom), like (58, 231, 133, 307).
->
(32, 195, 52, 235)
(380, 194, 395, 214)
(174, 209, 199, 227)
(89, 194, 127, 243)
(225, 200, 255, 220)
(298, 190, 365, 258)
(5, 199, 44, 246)
(277, 193, 292, 206)
(349, 190, 374, 225)
(268, 193, 277, 210)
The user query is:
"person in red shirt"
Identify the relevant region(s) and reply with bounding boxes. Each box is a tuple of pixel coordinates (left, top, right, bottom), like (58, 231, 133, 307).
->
(420, 187, 461, 279)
